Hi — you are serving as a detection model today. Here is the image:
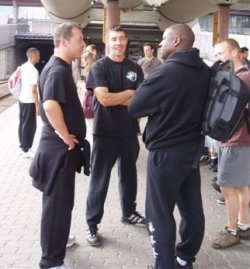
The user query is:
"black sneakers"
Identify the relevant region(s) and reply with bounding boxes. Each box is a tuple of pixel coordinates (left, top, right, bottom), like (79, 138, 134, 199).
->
(199, 154, 210, 165)
(148, 260, 193, 269)
(212, 176, 217, 183)
(86, 211, 146, 247)
(212, 181, 221, 193)
(86, 225, 101, 246)
(209, 158, 218, 172)
(121, 211, 146, 226)
(217, 196, 226, 204)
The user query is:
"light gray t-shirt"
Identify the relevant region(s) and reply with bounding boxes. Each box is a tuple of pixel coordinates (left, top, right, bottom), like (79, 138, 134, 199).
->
(137, 57, 162, 78)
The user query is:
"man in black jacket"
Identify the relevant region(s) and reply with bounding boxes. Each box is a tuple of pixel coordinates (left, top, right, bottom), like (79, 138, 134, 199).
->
(129, 24, 210, 269)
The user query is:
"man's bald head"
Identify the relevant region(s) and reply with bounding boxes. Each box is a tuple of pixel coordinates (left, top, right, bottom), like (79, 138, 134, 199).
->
(168, 24, 195, 47)
(160, 24, 195, 60)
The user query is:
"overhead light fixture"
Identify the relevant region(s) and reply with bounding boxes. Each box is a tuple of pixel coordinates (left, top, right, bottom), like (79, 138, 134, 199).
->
(210, 0, 238, 4)
(145, 0, 168, 7)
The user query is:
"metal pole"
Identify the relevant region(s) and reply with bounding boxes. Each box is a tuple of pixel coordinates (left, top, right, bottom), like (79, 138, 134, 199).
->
(106, 0, 120, 31)
(103, 0, 120, 54)
(12, 0, 18, 24)
(212, 11, 219, 46)
(218, 4, 230, 41)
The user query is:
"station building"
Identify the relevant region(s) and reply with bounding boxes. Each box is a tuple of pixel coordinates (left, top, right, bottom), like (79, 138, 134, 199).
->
(1, 0, 250, 80)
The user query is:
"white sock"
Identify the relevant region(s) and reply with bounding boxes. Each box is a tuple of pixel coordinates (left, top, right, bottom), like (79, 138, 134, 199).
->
(227, 227, 237, 236)
(177, 256, 187, 266)
(238, 222, 250, 231)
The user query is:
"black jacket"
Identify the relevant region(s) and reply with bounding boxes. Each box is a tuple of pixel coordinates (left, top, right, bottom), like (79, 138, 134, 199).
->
(29, 132, 90, 195)
(128, 48, 210, 151)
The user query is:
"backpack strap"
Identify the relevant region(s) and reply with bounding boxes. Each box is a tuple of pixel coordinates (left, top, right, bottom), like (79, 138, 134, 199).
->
(244, 108, 250, 134)
(237, 66, 250, 134)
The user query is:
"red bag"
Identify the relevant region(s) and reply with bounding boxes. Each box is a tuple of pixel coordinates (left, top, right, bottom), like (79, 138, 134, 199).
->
(83, 90, 94, 119)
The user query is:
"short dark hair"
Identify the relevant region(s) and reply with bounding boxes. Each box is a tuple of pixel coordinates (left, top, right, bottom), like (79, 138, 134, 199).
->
(143, 43, 154, 50)
(26, 47, 39, 57)
(108, 25, 125, 35)
(53, 22, 82, 48)
(241, 47, 249, 53)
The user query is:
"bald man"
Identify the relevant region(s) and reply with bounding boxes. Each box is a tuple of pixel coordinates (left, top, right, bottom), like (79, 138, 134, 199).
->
(129, 24, 210, 269)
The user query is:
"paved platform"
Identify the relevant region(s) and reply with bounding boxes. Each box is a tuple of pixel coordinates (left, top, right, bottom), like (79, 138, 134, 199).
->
(0, 82, 10, 100)
(0, 103, 249, 269)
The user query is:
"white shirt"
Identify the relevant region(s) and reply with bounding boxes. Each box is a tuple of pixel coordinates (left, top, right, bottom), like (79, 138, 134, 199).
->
(19, 61, 39, 103)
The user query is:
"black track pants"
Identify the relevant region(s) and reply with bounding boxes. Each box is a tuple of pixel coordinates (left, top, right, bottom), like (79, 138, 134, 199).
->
(18, 102, 36, 152)
(39, 151, 77, 269)
(86, 135, 140, 226)
(146, 147, 205, 269)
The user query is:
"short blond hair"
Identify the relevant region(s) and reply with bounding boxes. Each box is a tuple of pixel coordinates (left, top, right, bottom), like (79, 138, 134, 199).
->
(82, 51, 95, 76)
(216, 38, 240, 52)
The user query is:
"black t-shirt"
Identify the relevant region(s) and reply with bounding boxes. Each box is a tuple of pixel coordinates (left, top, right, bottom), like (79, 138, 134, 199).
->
(87, 56, 143, 137)
(39, 56, 86, 144)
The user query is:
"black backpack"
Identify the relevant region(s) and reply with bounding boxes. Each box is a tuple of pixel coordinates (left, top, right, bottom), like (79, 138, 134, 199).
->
(202, 60, 250, 142)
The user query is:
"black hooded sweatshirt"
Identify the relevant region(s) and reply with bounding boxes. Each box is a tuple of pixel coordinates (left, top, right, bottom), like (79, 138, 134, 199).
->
(128, 48, 210, 151)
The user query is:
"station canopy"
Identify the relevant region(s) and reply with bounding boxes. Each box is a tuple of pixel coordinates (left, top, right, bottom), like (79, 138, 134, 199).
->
(40, 0, 250, 30)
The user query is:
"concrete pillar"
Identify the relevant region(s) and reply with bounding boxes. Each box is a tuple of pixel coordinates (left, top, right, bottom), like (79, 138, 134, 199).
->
(212, 12, 219, 46)
(106, 0, 120, 31)
(103, 0, 120, 42)
(103, 0, 120, 54)
(12, 0, 18, 24)
(218, 4, 230, 41)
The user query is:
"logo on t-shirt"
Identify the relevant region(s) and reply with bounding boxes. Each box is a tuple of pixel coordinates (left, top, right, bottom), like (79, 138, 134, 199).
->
(126, 71, 137, 82)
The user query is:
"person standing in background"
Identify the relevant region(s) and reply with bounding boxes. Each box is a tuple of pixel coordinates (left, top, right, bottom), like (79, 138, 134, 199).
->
(81, 50, 97, 135)
(138, 42, 161, 79)
(81, 44, 99, 119)
(18, 47, 40, 158)
(85, 44, 99, 62)
(72, 59, 81, 85)
(240, 47, 250, 68)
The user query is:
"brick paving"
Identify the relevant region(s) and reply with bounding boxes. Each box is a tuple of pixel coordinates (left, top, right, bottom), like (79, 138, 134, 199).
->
(0, 98, 249, 269)
(0, 83, 17, 113)
(0, 82, 10, 100)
